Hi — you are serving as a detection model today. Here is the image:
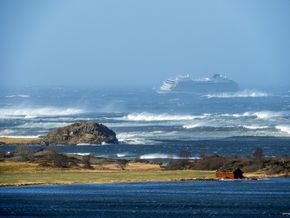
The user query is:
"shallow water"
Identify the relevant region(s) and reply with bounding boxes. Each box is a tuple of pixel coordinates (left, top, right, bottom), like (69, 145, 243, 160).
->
(0, 178, 290, 217)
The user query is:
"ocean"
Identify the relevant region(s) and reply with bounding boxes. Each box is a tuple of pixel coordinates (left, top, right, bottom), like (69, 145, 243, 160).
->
(1, 178, 290, 217)
(0, 86, 290, 158)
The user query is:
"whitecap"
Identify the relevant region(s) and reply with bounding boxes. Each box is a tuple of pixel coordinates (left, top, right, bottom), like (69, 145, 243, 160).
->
(140, 153, 174, 159)
(0, 135, 40, 138)
(140, 153, 199, 160)
(117, 131, 163, 145)
(17, 122, 71, 129)
(204, 90, 269, 98)
(76, 143, 92, 146)
(242, 125, 269, 130)
(5, 94, 30, 98)
(220, 111, 288, 120)
(183, 123, 203, 129)
(0, 107, 83, 119)
(67, 153, 91, 156)
(120, 112, 206, 122)
(252, 111, 285, 120)
(0, 129, 16, 136)
(116, 153, 128, 158)
(275, 125, 290, 135)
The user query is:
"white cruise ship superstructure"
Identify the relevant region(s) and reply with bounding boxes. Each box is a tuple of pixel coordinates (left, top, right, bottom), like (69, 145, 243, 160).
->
(158, 74, 239, 94)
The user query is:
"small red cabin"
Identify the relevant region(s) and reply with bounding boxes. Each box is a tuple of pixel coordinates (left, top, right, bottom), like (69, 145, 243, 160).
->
(216, 168, 244, 179)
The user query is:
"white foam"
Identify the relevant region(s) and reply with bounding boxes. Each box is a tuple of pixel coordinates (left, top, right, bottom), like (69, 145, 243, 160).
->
(204, 90, 269, 98)
(0, 135, 40, 138)
(117, 131, 164, 145)
(121, 112, 205, 122)
(252, 111, 284, 120)
(5, 94, 30, 98)
(17, 122, 71, 129)
(140, 153, 175, 159)
(276, 125, 290, 135)
(0, 129, 15, 136)
(76, 143, 92, 146)
(140, 153, 199, 160)
(242, 125, 269, 130)
(116, 153, 128, 158)
(0, 107, 83, 119)
(221, 111, 288, 120)
(67, 153, 91, 156)
(183, 123, 203, 129)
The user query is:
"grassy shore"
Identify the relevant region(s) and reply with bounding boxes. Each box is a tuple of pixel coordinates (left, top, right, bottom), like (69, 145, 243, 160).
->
(0, 161, 216, 186)
(0, 137, 41, 145)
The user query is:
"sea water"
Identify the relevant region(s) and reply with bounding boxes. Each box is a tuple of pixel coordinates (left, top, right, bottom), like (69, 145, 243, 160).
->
(0, 86, 290, 158)
(0, 178, 290, 217)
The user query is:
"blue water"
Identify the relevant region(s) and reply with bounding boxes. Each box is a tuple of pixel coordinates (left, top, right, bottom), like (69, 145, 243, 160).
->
(0, 87, 290, 158)
(0, 178, 290, 217)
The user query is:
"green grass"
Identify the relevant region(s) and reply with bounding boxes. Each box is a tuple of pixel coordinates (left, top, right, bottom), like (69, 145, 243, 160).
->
(0, 170, 215, 186)
(0, 161, 215, 186)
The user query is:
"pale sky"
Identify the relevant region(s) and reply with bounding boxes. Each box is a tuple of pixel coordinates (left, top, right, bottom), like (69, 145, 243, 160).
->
(0, 0, 290, 89)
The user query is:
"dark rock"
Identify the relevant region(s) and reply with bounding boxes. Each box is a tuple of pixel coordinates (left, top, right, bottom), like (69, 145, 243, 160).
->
(42, 122, 118, 145)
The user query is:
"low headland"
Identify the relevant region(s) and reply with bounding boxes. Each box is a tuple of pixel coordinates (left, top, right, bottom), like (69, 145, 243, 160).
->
(0, 122, 289, 186)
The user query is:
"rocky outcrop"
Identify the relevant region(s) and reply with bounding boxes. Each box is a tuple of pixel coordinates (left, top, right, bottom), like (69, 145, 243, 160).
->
(42, 122, 118, 145)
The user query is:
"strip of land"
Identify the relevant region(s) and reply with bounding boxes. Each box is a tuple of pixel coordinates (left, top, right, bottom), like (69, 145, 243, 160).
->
(0, 137, 41, 145)
(1, 138, 289, 186)
(0, 161, 216, 186)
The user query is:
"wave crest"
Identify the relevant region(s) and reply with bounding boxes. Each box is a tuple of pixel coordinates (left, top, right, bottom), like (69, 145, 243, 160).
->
(122, 112, 205, 122)
(0, 107, 83, 119)
(242, 125, 269, 130)
(0, 129, 16, 136)
(5, 94, 30, 98)
(204, 90, 269, 98)
(276, 125, 290, 135)
(140, 153, 199, 160)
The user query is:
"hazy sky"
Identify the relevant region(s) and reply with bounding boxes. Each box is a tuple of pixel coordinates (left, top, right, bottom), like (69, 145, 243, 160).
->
(0, 0, 289, 89)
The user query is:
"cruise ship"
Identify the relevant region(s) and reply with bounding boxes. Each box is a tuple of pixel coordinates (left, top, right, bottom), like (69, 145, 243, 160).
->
(158, 74, 239, 94)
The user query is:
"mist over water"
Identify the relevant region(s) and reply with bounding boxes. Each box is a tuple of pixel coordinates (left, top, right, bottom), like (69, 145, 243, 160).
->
(0, 86, 290, 158)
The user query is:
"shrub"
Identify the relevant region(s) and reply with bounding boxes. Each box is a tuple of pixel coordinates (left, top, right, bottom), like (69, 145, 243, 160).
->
(16, 145, 34, 161)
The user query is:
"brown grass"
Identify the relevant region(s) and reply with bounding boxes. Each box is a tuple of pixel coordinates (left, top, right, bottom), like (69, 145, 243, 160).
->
(0, 161, 215, 186)
(0, 137, 41, 145)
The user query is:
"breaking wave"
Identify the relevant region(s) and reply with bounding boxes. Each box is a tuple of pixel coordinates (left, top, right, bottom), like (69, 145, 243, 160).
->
(139, 153, 199, 160)
(276, 125, 290, 135)
(183, 123, 203, 129)
(0, 134, 40, 138)
(0, 107, 83, 119)
(5, 94, 30, 98)
(117, 131, 176, 145)
(116, 153, 129, 158)
(242, 125, 269, 130)
(221, 111, 288, 120)
(250, 111, 286, 120)
(204, 90, 269, 98)
(119, 111, 288, 123)
(67, 153, 91, 156)
(121, 112, 207, 122)
(17, 122, 71, 129)
(0, 129, 16, 136)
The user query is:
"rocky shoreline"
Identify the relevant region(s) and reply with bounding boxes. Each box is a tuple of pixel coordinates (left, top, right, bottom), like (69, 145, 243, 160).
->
(0, 121, 118, 146)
